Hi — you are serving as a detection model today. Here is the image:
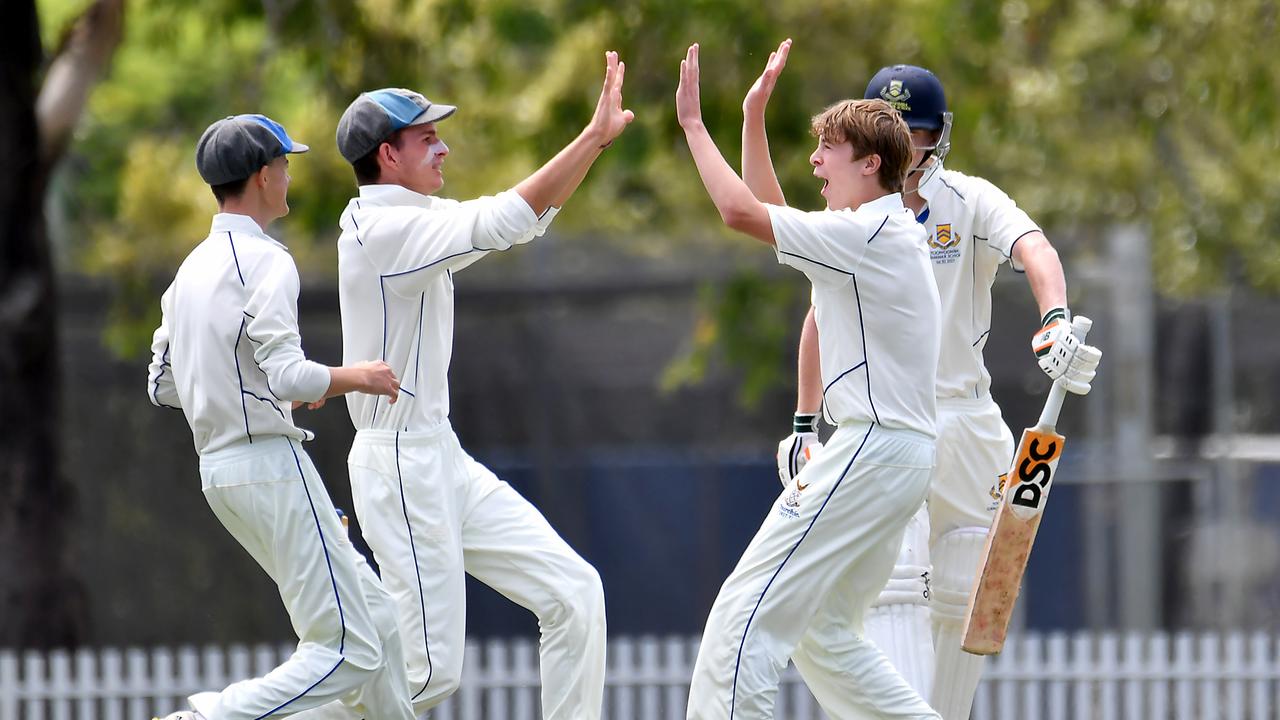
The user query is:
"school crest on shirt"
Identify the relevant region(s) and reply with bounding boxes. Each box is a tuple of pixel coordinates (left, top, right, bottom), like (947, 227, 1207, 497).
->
(778, 481, 805, 519)
(928, 223, 962, 265)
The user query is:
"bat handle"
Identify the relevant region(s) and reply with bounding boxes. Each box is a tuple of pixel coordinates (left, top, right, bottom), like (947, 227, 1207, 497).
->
(1036, 316, 1093, 430)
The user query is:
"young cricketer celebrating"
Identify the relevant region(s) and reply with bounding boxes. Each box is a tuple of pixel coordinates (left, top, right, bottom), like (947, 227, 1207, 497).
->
(775, 63, 1103, 718)
(678, 42, 942, 720)
(330, 52, 633, 718)
(147, 115, 412, 720)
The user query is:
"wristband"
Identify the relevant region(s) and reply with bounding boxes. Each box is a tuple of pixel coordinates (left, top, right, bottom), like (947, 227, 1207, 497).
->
(793, 413, 818, 434)
(1040, 307, 1070, 327)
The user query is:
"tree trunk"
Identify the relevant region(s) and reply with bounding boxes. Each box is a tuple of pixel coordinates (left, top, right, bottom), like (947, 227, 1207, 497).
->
(0, 0, 123, 649)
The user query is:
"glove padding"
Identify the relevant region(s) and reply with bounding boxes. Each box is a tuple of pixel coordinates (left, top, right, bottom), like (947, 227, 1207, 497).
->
(1032, 312, 1102, 395)
(777, 432, 823, 487)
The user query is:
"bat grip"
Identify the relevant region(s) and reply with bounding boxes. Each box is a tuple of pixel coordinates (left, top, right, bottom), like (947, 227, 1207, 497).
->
(1036, 316, 1092, 430)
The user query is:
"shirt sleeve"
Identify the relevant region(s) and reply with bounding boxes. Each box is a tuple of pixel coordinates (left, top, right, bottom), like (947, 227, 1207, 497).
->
(356, 190, 550, 294)
(242, 252, 331, 403)
(768, 204, 869, 285)
(146, 284, 182, 410)
(971, 178, 1040, 271)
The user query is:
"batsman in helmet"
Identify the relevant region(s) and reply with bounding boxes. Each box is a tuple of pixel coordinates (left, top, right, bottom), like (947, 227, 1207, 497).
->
(772, 59, 1102, 718)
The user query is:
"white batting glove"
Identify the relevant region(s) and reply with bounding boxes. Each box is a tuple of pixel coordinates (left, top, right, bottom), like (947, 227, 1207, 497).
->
(777, 414, 824, 487)
(1032, 309, 1102, 395)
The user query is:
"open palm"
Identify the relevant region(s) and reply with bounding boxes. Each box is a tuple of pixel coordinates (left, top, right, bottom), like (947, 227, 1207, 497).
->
(591, 51, 635, 144)
(743, 39, 792, 116)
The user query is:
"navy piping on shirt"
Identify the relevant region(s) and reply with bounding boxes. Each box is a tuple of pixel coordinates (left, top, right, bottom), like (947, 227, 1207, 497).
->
(233, 317, 254, 443)
(777, 250, 854, 278)
(255, 439, 350, 718)
(399, 292, 426, 406)
(394, 433, 435, 702)
(370, 278, 389, 426)
(865, 216, 889, 244)
(241, 312, 286, 401)
(972, 329, 991, 347)
(1005, 229, 1038, 274)
(937, 176, 966, 202)
(851, 276, 881, 425)
(150, 343, 181, 410)
(822, 360, 867, 399)
(382, 248, 484, 279)
(228, 232, 246, 286)
(729, 424, 876, 718)
(971, 233, 980, 352)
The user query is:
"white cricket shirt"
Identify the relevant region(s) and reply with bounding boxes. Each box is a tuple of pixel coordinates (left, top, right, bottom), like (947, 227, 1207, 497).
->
(916, 165, 1041, 400)
(770, 193, 941, 437)
(337, 184, 556, 432)
(147, 214, 331, 455)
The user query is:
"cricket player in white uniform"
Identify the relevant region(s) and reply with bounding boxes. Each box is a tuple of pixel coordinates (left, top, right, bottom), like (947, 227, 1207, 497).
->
(147, 115, 413, 720)
(774, 63, 1102, 719)
(677, 43, 942, 720)
(329, 52, 633, 718)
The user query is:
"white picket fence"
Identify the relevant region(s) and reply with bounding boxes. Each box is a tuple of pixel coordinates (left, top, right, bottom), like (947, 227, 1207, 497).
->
(2, 632, 1277, 719)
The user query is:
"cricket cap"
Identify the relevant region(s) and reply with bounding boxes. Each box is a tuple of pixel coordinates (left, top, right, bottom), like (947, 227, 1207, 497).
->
(336, 88, 457, 163)
(195, 114, 308, 186)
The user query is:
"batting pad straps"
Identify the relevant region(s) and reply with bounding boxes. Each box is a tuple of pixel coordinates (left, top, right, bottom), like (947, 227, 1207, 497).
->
(931, 528, 989, 626)
(872, 563, 932, 608)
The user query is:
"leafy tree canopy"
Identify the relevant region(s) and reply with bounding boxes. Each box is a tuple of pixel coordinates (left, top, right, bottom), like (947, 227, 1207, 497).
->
(39, 0, 1280, 356)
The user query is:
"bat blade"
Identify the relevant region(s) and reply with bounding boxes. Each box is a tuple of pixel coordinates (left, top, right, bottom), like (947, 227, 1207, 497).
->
(961, 427, 1066, 655)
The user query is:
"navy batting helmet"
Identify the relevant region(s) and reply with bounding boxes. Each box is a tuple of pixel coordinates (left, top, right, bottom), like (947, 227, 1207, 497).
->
(864, 65, 948, 131)
(865, 64, 952, 181)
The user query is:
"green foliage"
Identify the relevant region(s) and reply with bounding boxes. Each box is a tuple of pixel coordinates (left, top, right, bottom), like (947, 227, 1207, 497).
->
(37, 0, 1280, 378)
(662, 272, 801, 408)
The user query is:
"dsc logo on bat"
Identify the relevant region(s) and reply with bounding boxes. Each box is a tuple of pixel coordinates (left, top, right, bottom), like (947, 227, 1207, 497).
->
(1009, 432, 1062, 512)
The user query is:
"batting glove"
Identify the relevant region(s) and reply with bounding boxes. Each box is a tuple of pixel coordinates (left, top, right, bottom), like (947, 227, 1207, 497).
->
(777, 413, 823, 487)
(1032, 309, 1102, 395)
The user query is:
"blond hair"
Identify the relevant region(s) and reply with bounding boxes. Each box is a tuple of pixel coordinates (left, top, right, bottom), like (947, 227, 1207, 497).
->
(810, 98, 912, 193)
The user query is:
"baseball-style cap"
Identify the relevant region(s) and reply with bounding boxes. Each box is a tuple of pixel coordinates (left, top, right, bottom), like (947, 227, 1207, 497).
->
(336, 88, 457, 163)
(864, 65, 948, 131)
(195, 114, 309, 185)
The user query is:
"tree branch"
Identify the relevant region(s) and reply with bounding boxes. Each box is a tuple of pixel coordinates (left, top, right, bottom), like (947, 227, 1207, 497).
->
(35, 0, 125, 167)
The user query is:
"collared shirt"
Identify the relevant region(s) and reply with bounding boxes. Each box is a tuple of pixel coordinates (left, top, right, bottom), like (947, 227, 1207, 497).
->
(769, 193, 941, 437)
(336, 184, 557, 432)
(916, 165, 1041, 400)
(147, 213, 331, 455)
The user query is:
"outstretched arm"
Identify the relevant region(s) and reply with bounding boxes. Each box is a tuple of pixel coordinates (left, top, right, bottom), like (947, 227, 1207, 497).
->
(742, 39, 791, 206)
(797, 305, 822, 413)
(676, 43, 775, 244)
(514, 51, 635, 215)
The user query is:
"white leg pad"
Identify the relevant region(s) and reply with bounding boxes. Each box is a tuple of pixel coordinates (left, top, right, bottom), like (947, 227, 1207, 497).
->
(865, 505, 934, 698)
(930, 528, 989, 720)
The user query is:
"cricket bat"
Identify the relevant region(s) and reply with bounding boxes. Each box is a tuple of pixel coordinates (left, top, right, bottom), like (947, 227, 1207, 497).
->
(961, 316, 1092, 655)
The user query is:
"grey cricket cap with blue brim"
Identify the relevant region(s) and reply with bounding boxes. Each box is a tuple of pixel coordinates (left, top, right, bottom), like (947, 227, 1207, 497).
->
(336, 88, 457, 164)
(195, 114, 309, 186)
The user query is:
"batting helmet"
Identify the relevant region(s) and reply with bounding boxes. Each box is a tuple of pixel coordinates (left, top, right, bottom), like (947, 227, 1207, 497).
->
(864, 65, 947, 130)
(864, 64, 953, 182)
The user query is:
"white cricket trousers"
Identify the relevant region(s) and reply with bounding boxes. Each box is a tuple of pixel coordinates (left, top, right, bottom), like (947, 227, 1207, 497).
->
(687, 422, 941, 720)
(197, 437, 414, 720)
(348, 425, 606, 719)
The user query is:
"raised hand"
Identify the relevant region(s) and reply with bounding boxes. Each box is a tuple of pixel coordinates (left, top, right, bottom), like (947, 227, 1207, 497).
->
(590, 51, 635, 146)
(676, 43, 703, 130)
(743, 39, 791, 118)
